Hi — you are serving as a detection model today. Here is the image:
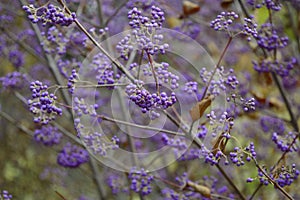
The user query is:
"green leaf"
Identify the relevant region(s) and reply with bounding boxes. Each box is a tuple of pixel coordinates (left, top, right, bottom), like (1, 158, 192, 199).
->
(255, 7, 269, 25)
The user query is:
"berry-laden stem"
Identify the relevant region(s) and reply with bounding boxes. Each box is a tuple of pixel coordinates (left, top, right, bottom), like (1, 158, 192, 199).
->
(19, 0, 73, 120)
(201, 36, 233, 100)
(56, 0, 135, 83)
(162, 110, 246, 200)
(98, 114, 185, 136)
(252, 158, 294, 200)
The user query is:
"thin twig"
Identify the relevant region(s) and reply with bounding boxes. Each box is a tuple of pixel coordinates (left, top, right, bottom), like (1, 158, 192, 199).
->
(0, 111, 34, 136)
(236, 0, 250, 18)
(98, 114, 185, 136)
(1, 28, 47, 64)
(201, 36, 233, 100)
(89, 158, 105, 200)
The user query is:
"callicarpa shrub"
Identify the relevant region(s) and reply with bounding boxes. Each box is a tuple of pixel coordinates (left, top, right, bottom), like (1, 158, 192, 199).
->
(0, 0, 300, 199)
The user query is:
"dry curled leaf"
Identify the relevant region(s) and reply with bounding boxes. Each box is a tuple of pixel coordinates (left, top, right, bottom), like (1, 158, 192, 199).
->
(189, 95, 213, 121)
(182, 0, 200, 18)
(220, 0, 234, 8)
(211, 134, 228, 155)
(186, 180, 211, 197)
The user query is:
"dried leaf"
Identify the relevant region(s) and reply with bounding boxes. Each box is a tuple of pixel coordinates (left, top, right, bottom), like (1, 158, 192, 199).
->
(187, 180, 211, 197)
(269, 97, 284, 109)
(263, 72, 273, 85)
(251, 90, 266, 104)
(189, 95, 213, 121)
(211, 134, 228, 155)
(183, 0, 200, 16)
(220, 0, 234, 8)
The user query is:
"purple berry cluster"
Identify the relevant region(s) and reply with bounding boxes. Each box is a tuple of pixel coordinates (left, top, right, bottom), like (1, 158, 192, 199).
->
(22, 4, 76, 26)
(272, 132, 298, 152)
(178, 148, 202, 161)
(73, 97, 98, 117)
(197, 124, 208, 138)
(117, 6, 169, 59)
(242, 97, 256, 112)
(229, 147, 246, 166)
(128, 6, 165, 29)
(28, 81, 62, 125)
(257, 164, 299, 187)
(210, 11, 239, 32)
(57, 58, 81, 79)
(125, 81, 177, 114)
(253, 57, 296, 77)
(173, 21, 201, 40)
(83, 132, 119, 156)
(8, 49, 24, 68)
(206, 110, 234, 137)
(41, 26, 69, 55)
(57, 143, 89, 168)
(256, 23, 289, 51)
(142, 62, 179, 89)
(183, 81, 198, 95)
(225, 73, 239, 90)
(68, 69, 78, 94)
(227, 143, 256, 167)
(106, 174, 127, 194)
(247, 0, 281, 11)
(260, 116, 285, 134)
(90, 53, 116, 88)
(0, 190, 12, 200)
(273, 164, 300, 187)
(242, 17, 258, 41)
(226, 93, 256, 113)
(162, 134, 187, 150)
(0, 71, 27, 90)
(128, 168, 154, 196)
(200, 67, 238, 96)
(245, 142, 257, 159)
(205, 150, 225, 166)
(34, 125, 62, 146)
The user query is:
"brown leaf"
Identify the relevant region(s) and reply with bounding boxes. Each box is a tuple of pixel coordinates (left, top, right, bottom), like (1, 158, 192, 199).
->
(183, 1, 200, 16)
(189, 95, 213, 121)
(211, 134, 228, 155)
(186, 180, 211, 197)
(220, 0, 234, 8)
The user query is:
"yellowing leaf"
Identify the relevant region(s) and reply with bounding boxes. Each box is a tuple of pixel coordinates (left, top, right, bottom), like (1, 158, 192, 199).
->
(166, 17, 182, 28)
